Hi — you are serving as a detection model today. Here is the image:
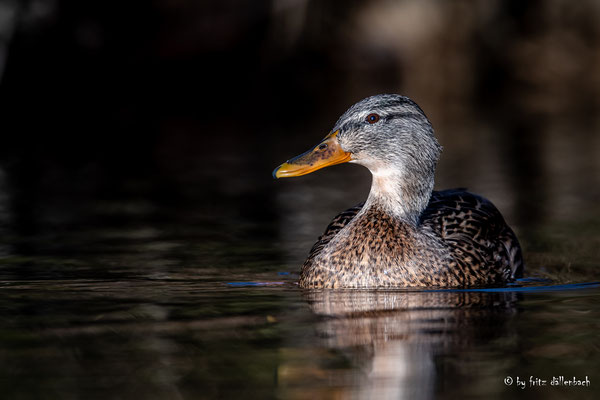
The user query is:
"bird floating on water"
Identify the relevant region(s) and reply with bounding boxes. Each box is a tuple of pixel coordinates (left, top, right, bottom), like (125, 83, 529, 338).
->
(273, 94, 524, 289)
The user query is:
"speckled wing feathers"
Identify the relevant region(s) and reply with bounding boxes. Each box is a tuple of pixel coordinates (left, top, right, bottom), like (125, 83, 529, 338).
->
(422, 190, 524, 282)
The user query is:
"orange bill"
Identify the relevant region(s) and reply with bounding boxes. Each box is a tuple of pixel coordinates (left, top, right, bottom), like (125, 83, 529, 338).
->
(273, 131, 352, 178)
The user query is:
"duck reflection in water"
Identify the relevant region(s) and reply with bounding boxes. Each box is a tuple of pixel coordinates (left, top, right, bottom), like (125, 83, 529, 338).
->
(279, 289, 520, 399)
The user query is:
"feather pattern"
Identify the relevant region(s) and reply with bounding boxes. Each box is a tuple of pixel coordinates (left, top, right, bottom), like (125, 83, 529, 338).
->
(299, 189, 523, 288)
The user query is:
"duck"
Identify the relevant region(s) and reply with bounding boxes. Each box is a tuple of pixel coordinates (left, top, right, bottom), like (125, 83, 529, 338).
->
(273, 94, 524, 289)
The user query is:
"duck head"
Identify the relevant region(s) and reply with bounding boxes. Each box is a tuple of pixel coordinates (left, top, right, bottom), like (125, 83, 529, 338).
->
(273, 94, 442, 223)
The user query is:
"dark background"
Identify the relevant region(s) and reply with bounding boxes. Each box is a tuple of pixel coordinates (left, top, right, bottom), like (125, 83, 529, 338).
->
(0, 0, 599, 274)
(0, 3, 599, 398)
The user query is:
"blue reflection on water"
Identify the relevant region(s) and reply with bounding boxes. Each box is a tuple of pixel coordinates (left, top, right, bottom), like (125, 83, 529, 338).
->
(227, 278, 600, 291)
(226, 281, 287, 286)
(433, 281, 600, 293)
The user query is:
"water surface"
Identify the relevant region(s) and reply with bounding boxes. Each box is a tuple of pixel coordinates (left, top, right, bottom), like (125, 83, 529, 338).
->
(0, 190, 598, 399)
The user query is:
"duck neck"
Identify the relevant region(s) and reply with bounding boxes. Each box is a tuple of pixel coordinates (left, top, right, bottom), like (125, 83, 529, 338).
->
(361, 170, 433, 226)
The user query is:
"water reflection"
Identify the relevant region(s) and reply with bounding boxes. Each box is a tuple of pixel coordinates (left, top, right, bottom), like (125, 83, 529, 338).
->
(282, 289, 519, 399)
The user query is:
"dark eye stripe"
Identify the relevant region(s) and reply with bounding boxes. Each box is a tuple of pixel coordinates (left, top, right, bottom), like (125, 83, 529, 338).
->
(385, 112, 423, 122)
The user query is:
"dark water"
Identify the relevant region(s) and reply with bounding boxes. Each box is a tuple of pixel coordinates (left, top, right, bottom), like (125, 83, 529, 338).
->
(0, 184, 598, 400)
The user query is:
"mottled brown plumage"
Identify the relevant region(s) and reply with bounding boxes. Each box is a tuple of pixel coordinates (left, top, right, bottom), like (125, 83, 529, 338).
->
(300, 189, 523, 288)
(273, 94, 524, 289)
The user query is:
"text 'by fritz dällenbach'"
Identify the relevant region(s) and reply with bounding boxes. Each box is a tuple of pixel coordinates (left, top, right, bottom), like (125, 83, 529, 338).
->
(504, 375, 591, 389)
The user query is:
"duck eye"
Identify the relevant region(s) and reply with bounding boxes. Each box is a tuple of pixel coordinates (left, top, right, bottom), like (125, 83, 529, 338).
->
(366, 113, 380, 124)
(318, 143, 328, 150)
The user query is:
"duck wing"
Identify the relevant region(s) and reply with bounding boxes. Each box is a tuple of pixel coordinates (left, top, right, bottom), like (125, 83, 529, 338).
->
(421, 189, 524, 282)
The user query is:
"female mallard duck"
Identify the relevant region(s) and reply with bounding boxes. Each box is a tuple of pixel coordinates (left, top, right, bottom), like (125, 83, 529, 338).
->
(273, 94, 524, 289)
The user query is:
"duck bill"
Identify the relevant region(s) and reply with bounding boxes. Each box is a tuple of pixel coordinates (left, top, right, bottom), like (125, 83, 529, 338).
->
(273, 131, 352, 178)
